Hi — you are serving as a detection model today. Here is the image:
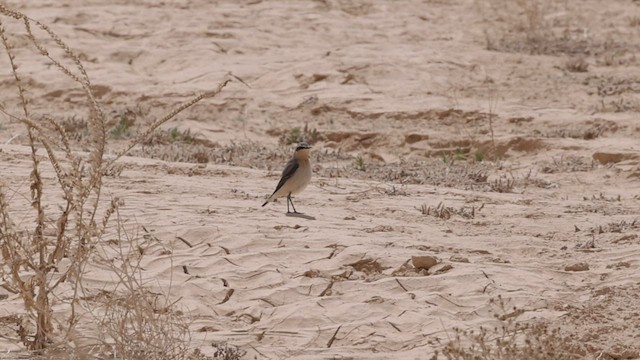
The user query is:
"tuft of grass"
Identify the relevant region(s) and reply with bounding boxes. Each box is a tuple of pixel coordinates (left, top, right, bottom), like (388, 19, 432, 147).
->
(565, 57, 589, 72)
(354, 155, 366, 171)
(431, 296, 584, 360)
(110, 113, 135, 139)
(490, 177, 516, 193)
(282, 124, 324, 145)
(418, 201, 480, 220)
(286, 127, 302, 144)
(169, 127, 196, 143)
(212, 343, 246, 360)
(454, 148, 466, 161)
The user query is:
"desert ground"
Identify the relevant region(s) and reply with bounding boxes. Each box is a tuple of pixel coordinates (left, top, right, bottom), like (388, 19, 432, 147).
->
(1, 0, 640, 359)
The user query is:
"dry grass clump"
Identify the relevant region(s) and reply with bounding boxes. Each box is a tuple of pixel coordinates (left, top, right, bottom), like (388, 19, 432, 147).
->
(355, 160, 491, 189)
(85, 219, 192, 360)
(132, 140, 353, 170)
(433, 322, 583, 360)
(489, 177, 516, 193)
(540, 155, 597, 174)
(432, 296, 584, 359)
(481, 0, 639, 65)
(594, 76, 640, 97)
(535, 119, 618, 140)
(0, 3, 229, 356)
(279, 124, 324, 145)
(564, 57, 588, 73)
(418, 202, 481, 220)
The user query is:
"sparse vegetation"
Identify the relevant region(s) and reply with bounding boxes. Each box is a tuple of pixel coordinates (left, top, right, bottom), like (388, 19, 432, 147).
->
(286, 126, 302, 144)
(354, 155, 366, 171)
(418, 201, 480, 220)
(432, 297, 583, 360)
(282, 124, 323, 145)
(489, 177, 515, 193)
(110, 112, 136, 139)
(565, 57, 589, 72)
(2, 0, 639, 359)
(540, 155, 597, 173)
(0, 4, 229, 357)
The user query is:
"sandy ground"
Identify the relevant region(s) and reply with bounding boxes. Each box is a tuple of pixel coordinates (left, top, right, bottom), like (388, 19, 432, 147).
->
(1, 0, 640, 359)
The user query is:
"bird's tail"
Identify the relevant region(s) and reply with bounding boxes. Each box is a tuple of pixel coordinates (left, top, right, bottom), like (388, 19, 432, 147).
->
(262, 198, 270, 207)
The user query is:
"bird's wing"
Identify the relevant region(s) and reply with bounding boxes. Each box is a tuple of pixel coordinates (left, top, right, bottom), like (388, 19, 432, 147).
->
(270, 158, 299, 196)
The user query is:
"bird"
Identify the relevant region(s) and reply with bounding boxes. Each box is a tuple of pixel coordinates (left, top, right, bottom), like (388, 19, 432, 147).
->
(262, 143, 312, 213)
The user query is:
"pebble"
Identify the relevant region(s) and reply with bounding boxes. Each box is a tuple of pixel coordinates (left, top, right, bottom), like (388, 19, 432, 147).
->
(412, 255, 438, 270)
(564, 262, 589, 272)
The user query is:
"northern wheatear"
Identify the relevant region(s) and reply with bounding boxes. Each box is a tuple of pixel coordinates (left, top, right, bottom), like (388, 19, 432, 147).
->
(262, 143, 312, 213)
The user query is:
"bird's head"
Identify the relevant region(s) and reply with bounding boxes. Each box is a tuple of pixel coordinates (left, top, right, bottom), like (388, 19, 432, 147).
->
(294, 143, 312, 159)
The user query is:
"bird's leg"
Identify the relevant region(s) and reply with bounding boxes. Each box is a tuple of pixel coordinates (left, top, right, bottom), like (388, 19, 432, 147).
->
(286, 193, 292, 213)
(287, 193, 298, 213)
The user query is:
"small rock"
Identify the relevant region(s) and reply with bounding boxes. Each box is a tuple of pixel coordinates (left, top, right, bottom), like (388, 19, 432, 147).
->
(432, 264, 454, 275)
(411, 255, 438, 270)
(564, 262, 589, 272)
(449, 255, 470, 263)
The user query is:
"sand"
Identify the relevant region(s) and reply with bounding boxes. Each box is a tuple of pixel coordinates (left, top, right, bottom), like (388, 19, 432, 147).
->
(1, 0, 640, 358)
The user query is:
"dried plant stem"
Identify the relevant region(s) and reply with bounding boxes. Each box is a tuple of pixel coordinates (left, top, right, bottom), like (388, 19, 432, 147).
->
(0, 3, 230, 354)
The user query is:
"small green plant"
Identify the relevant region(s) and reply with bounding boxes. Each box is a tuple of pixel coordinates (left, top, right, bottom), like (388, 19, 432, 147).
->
(168, 127, 196, 143)
(442, 154, 452, 165)
(442, 149, 465, 165)
(169, 127, 181, 140)
(286, 127, 302, 144)
(306, 125, 323, 143)
(354, 155, 366, 171)
(282, 124, 323, 145)
(110, 114, 134, 139)
(454, 148, 466, 161)
(475, 150, 485, 162)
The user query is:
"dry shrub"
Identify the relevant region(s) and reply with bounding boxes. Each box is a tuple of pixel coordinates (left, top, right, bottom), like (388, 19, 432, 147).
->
(540, 155, 597, 174)
(87, 215, 191, 360)
(432, 296, 584, 359)
(0, 3, 229, 356)
(419, 202, 480, 220)
(433, 322, 583, 360)
(564, 57, 588, 73)
(489, 177, 515, 193)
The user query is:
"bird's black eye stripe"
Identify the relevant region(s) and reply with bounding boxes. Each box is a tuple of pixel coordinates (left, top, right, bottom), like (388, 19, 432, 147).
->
(296, 143, 310, 151)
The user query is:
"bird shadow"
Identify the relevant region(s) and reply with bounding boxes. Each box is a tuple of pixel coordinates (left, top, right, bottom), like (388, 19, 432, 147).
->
(286, 212, 316, 220)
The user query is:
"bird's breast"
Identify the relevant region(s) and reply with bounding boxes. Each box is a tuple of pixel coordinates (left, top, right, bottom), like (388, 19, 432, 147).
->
(290, 160, 312, 194)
